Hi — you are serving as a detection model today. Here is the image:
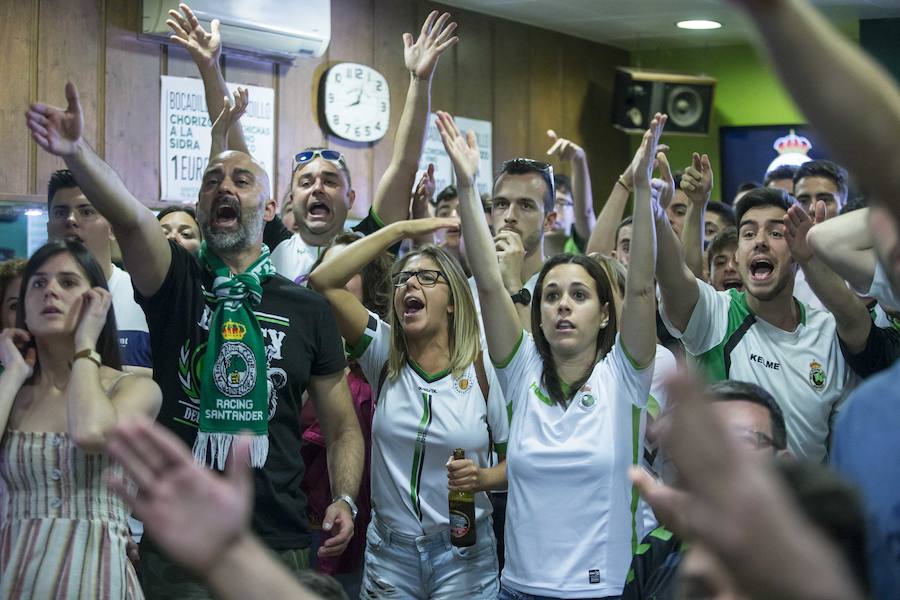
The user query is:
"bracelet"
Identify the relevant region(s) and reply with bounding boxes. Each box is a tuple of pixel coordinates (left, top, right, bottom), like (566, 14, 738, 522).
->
(616, 176, 633, 193)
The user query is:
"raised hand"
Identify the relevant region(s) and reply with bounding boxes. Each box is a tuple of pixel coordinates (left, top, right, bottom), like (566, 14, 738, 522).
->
(25, 82, 84, 157)
(545, 130, 585, 162)
(167, 3, 221, 68)
(785, 200, 826, 263)
(681, 152, 713, 205)
(435, 111, 480, 184)
(106, 418, 253, 577)
(0, 328, 35, 382)
(210, 87, 248, 158)
(404, 10, 458, 81)
(404, 216, 460, 238)
(412, 163, 436, 209)
(655, 151, 675, 212)
(447, 455, 481, 491)
(73, 287, 112, 351)
(630, 113, 668, 189)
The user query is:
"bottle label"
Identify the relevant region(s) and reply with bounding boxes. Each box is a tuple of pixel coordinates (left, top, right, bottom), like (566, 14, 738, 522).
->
(449, 509, 471, 538)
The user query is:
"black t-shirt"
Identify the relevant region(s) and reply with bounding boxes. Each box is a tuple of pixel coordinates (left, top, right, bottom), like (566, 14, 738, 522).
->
(136, 241, 347, 549)
(841, 321, 900, 379)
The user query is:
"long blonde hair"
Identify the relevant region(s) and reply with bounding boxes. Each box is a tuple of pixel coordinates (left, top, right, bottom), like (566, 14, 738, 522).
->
(386, 245, 480, 380)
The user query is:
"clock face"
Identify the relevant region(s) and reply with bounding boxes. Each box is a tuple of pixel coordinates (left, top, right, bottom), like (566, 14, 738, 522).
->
(322, 62, 390, 143)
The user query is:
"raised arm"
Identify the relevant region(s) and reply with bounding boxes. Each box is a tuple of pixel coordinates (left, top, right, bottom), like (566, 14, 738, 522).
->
(546, 130, 595, 241)
(655, 152, 701, 333)
(26, 83, 171, 297)
(410, 164, 438, 247)
(307, 217, 458, 345)
(0, 329, 36, 438)
(167, 3, 249, 154)
(436, 111, 522, 362)
(209, 87, 248, 161)
(66, 288, 162, 453)
(785, 202, 872, 353)
(621, 114, 666, 366)
(732, 0, 900, 214)
(371, 11, 458, 225)
(680, 153, 713, 279)
(586, 165, 632, 256)
(806, 207, 877, 293)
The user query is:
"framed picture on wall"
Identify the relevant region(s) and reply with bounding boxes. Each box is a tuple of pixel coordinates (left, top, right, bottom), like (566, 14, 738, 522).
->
(719, 124, 834, 204)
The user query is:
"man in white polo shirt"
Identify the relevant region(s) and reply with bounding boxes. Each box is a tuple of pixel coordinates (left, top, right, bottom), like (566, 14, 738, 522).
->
(656, 186, 860, 461)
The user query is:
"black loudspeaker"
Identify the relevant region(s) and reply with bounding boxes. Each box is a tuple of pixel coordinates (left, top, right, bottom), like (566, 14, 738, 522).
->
(612, 68, 716, 135)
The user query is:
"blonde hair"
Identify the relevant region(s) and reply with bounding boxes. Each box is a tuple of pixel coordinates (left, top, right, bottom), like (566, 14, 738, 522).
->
(386, 245, 480, 381)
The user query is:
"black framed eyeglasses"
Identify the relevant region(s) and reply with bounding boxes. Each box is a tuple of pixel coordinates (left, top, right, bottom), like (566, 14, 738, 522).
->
(391, 270, 446, 288)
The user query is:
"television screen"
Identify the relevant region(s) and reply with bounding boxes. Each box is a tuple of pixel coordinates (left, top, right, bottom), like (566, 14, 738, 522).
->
(719, 124, 833, 204)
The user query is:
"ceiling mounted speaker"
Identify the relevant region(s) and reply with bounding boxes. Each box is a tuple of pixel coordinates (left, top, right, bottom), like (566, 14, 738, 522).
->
(612, 68, 716, 135)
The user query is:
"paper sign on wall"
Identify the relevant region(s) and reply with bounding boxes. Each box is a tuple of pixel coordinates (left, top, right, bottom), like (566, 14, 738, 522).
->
(417, 113, 493, 198)
(160, 75, 275, 203)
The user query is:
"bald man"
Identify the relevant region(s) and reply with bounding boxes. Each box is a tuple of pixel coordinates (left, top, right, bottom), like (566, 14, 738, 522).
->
(26, 84, 364, 599)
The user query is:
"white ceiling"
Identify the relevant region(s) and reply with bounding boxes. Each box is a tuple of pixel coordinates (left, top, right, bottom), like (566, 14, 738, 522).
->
(438, 0, 900, 49)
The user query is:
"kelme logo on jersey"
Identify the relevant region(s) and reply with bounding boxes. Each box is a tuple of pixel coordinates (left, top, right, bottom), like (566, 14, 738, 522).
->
(213, 342, 257, 397)
(809, 360, 826, 391)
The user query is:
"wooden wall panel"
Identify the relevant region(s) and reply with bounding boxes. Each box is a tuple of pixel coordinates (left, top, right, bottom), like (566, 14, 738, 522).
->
(35, 0, 103, 195)
(371, 0, 417, 192)
(328, 0, 375, 218)
(105, 0, 161, 203)
(491, 19, 529, 169)
(0, 0, 37, 196)
(4, 0, 631, 216)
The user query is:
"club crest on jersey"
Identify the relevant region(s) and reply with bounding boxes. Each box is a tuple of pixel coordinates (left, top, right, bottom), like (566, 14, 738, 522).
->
(808, 360, 826, 391)
(453, 375, 472, 396)
(579, 384, 596, 408)
(214, 342, 257, 397)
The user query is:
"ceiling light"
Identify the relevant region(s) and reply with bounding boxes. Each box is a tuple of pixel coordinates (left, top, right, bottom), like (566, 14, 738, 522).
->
(676, 20, 722, 30)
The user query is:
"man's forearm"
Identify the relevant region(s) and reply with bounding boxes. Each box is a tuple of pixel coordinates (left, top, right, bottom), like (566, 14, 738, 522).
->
(587, 178, 629, 255)
(798, 257, 871, 352)
(197, 61, 249, 154)
(571, 155, 595, 241)
(326, 422, 364, 500)
(807, 209, 876, 292)
(655, 213, 700, 332)
(372, 76, 431, 224)
(681, 201, 706, 279)
(741, 0, 900, 209)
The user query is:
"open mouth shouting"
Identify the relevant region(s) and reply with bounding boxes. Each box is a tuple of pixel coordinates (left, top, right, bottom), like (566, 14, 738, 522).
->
(306, 198, 333, 221)
(403, 295, 425, 319)
(749, 257, 775, 283)
(722, 276, 744, 291)
(211, 197, 241, 229)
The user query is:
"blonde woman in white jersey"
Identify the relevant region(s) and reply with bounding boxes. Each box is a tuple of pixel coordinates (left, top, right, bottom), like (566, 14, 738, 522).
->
(436, 110, 665, 599)
(309, 219, 509, 599)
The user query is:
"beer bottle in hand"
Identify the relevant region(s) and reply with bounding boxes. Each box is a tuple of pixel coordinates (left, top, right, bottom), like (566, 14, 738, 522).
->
(449, 448, 477, 547)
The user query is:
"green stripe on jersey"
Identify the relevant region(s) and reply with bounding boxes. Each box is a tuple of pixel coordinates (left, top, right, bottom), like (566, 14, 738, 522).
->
(530, 382, 554, 407)
(253, 311, 290, 327)
(409, 392, 433, 521)
(694, 288, 752, 381)
(630, 405, 641, 554)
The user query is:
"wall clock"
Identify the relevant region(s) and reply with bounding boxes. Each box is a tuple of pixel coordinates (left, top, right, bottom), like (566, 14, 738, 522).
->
(321, 62, 390, 143)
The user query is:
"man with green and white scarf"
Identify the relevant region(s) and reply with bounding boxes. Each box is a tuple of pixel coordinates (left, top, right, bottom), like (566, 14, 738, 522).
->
(31, 80, 365, 599)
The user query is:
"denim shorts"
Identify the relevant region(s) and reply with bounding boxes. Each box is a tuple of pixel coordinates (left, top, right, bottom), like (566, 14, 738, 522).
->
(360, 513, 499, 599)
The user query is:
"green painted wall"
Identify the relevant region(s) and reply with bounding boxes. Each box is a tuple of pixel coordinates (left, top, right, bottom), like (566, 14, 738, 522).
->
(629, 43, 804, 201)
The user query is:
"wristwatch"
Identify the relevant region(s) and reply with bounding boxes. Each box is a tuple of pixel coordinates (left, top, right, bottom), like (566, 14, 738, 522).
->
(510, 287, 531, 306)
(73, 348, 102, 368)
(333, 495, 358, 520)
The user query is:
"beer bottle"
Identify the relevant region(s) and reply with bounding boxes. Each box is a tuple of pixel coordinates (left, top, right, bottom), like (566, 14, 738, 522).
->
(449, 448, 477, 547)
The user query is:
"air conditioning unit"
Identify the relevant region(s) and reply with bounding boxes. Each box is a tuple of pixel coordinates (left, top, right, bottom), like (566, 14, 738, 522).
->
(142, 0, 330, 62)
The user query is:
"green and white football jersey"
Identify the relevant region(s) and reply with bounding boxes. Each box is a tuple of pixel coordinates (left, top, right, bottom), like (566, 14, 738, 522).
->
(661, 279, 854, 461)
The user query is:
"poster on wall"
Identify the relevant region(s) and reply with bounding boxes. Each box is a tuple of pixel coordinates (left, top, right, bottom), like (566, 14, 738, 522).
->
(159, 75, 275, 203)
(417, 113, 493, 198)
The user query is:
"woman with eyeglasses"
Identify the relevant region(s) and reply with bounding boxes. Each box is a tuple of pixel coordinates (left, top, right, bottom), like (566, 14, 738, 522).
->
(437, 109, 665, 599)
(309, 219, 509, 599)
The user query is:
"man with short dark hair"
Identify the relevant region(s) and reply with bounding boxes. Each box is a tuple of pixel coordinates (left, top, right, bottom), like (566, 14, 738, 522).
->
(793, 159, 848, 218)
(764, 163, 799, 194)
(623, 379, 790, 600)
(45, 169, 152, 376)
(707, 227, 742, 292)
(656, 186, 858, 461)
(705, 202, 736, 241)
(613, 216, 633, 268)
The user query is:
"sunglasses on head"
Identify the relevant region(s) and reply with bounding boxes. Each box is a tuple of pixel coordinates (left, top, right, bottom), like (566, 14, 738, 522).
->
(293, 149, 346, 170)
